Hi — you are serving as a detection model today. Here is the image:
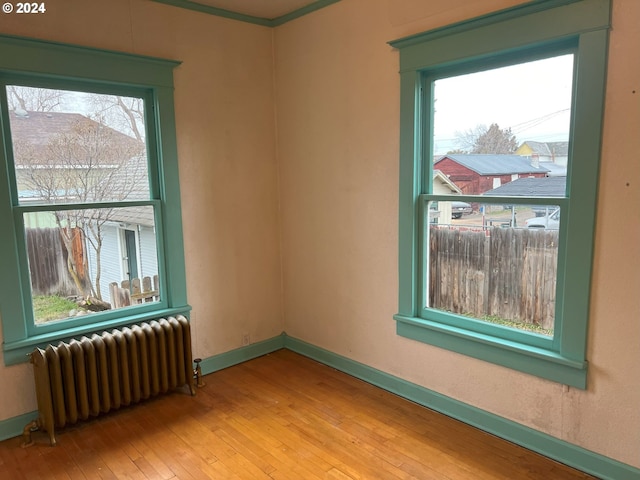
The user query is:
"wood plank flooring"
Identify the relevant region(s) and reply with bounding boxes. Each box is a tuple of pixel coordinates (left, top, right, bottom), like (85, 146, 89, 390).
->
(0, 349, 597, 479)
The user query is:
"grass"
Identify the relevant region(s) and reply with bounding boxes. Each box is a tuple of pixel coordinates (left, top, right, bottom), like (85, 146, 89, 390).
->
(441, 309, 555, 336)
(474, 313, 554, 336)
(32, 295, 79, 323)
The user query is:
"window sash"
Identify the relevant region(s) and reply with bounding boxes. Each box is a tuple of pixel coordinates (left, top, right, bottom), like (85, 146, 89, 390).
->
(418, 194, 569, 350)
(15, 200, 165, 336)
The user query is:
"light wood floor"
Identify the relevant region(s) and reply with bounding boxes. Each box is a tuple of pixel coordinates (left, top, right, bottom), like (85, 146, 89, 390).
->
(0, 349, 596, 479)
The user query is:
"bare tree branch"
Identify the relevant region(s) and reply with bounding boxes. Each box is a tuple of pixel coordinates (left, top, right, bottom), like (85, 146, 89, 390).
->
(89, 94, 145, 141)
(17, 115, 146, 300)
(7, 86, 65, 113)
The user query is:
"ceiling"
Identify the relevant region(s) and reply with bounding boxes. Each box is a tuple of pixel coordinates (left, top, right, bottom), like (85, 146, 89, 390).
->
(152, 0, 340, 26)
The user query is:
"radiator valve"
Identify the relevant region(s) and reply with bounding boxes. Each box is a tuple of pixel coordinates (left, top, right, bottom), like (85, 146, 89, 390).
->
(193, 358, 205, 388)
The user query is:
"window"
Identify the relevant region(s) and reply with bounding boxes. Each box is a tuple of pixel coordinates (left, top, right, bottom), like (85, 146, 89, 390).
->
(427, 54, 573, 338)
(0, 36, 189, 365)
(391, 0, 610, 388)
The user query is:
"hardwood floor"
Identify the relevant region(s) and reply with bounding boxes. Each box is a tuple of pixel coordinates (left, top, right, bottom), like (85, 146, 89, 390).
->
(0, 349, 596, 479)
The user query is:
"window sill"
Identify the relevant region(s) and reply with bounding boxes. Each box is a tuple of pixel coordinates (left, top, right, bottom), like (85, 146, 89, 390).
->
(394, 314, 587, 389)
(3, 305, 191, 366)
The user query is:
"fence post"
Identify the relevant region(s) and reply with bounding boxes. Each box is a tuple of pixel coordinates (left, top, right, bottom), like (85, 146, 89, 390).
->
(109, 281, 131, 309)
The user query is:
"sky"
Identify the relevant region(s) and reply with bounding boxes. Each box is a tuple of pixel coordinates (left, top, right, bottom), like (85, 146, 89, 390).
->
(6, 85, 145, 140)
(11, 53, 574, 156)
(432, 54, 574, 155)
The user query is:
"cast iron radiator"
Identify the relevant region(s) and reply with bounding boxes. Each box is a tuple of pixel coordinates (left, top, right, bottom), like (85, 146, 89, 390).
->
(23, 315, 196, 446)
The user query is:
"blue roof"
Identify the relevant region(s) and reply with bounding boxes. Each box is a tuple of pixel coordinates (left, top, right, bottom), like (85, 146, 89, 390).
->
(436, 154, 550, 176)
(483, 176, 566, 197)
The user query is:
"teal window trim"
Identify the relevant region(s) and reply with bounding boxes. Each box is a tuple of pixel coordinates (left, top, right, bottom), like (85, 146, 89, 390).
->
(390, 0, 610, 389)
(0, 34, 190, 365)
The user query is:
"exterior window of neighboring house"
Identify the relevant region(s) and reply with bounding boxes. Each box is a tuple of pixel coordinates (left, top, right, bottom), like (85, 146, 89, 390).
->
(390, 0, 610, 388)
(0, 36, 188, 365)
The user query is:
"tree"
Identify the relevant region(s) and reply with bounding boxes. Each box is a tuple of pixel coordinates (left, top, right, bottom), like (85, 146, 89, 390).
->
(472, 123, 518, 154)
(7, 85, 65, 113)
(16, 115, 146, 301)
(455, 123, 518, 154)
(89, 95, 145, 141)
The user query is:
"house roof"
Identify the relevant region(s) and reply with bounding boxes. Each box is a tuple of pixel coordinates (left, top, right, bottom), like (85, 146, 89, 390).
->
(97, 154, 154, 227)
(520, 141, 569, 157)
(435, 154, 550, 176)
(101, 152, 150, 201)
(483, 176, 566, 197)
(9, 110, 88, 148)
(541, 163, 567, 177)
(11, 110, 153, 226)
(107, 204, 155, 228)
(433, 169, 462, 194)
(9, 110, 143, 165)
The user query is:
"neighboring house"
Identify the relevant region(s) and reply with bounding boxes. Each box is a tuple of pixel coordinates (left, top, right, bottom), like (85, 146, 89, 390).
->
(86, 215, 158, 302)
(10, 109, 154, 301)
(84, 153, 159, 302)
(430, 170, 463, 224)
(9, 110, 142, 201)
(483, 176, 567, 225)
(434, 154, 550, 195)
(516, 140, 569, 175)
(482, 175, 567, 197)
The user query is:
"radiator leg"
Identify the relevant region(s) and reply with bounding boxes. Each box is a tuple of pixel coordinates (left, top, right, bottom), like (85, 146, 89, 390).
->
(47, 430, 57, 447)
(21, 420, 38, 448)
(21, 419, 57, 447)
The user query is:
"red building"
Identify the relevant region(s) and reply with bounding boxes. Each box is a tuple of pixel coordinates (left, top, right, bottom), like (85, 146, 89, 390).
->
(434, 154, 550, 195)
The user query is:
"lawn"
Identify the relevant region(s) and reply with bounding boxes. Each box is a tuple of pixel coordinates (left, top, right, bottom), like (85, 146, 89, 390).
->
(32, 295, 79, 323)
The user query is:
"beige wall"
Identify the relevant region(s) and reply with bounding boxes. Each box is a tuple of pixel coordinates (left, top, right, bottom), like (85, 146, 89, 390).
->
(0, 0, 283, 419)
(0, 0, 638, 471)
(275, 0, 640, 468)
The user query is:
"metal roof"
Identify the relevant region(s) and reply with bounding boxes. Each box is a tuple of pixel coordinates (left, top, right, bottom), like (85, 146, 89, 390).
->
(483, 176, 567, 197)
(436, 154, 550, 176)
(521, 141, 569, 156)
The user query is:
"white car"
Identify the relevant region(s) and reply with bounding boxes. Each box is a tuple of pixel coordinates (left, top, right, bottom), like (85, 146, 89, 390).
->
(525, 208, 560, 229)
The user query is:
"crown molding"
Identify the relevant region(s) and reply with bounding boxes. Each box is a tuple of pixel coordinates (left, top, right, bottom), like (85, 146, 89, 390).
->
(151, 0, 341, 27)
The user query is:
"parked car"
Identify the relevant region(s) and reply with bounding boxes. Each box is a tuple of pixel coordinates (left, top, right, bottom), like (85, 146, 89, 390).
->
(525, 208, 560, 229)
(531, 205, 559, 217)
(451, 201, 473, 219)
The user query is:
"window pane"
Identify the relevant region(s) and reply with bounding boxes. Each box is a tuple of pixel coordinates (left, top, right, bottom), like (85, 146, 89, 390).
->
(427, 54, 573, 336)
(6, 86, 149, 205)
(426, 201, 559, 335)
(432, 54, 574, 196)
(24, 206, 160, 324)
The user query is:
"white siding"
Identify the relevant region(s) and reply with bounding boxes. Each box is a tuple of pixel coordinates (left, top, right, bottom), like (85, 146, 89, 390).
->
(87, 225, 123, 302)
(138, 226, 158, 279)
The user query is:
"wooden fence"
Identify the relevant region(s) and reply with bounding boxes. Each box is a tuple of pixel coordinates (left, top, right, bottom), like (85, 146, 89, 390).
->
(25, 228, 79, 297)
(109, 275, 159, 309)
(26, 227, 159, 311)
(429, 226, 558, 330)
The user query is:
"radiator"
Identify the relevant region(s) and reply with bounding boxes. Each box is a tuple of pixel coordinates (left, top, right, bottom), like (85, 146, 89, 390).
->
(24, 315, 196, 447)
